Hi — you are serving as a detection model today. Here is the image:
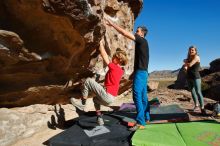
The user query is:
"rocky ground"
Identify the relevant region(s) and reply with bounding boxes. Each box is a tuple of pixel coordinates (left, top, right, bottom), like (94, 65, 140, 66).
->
(1, 88, 219, 146)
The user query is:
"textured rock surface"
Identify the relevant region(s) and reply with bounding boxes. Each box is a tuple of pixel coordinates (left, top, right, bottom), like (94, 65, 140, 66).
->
(0, 0, 143, 107)
(210, 58, 220, 73)
(202, 72, 220, 101)
(173, 66, 187, 89)
(0, 104, 76, 146)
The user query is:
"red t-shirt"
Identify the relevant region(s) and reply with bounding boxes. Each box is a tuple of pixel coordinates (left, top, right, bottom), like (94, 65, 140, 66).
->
(104, 63, 124, 96)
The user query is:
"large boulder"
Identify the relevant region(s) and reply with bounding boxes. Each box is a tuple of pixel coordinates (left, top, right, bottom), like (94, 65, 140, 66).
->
(210, 58, 220, 73)
(202, 72, 220, 101)
(200, 58, 220, 102)
(0, 0, 143, 107)
(173, 66, 187, 89)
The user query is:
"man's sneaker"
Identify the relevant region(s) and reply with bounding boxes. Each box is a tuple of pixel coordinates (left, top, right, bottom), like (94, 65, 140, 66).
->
(70, 98, 86, 111)
(129, 124, 145, 131)
(97, 115, 104, 126)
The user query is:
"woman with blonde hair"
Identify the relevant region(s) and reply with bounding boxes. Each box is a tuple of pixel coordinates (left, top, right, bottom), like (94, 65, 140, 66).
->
(183, 45, 206, 115)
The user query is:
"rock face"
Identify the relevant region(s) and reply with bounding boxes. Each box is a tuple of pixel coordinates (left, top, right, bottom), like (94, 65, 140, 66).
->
(0, 0, 143, 107)
(0, 104, 77, 146)
(210, 58, 220, 73)
(204, 58, 220, 101)
(202, 72, 220, 101)
(173, 66, 187, 89)
(0, 106, 52, 146)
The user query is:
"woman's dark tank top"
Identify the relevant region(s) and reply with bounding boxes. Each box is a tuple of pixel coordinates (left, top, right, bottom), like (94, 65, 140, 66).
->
(187, 62, 201, 79)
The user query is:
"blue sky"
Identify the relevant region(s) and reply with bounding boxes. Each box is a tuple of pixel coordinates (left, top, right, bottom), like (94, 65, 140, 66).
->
(134, 0, 220, 72)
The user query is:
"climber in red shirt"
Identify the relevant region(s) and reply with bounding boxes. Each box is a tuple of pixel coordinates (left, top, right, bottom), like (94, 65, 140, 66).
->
(70, 39, 128, 125)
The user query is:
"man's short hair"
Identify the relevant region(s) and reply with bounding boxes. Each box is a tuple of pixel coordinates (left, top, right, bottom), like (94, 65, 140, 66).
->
(138, 26, 148, 37)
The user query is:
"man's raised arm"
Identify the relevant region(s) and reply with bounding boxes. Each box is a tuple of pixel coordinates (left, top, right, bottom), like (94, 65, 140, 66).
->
(105, 19, 135, 41)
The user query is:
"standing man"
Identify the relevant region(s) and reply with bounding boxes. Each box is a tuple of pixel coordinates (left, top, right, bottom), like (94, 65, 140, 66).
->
(105, 19, 150, 131)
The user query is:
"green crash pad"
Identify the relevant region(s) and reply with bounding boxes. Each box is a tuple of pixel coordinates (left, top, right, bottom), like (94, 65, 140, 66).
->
(176, 121, 220, 146)
(132, 123, 186, 146)
(132, 121, 220, 146)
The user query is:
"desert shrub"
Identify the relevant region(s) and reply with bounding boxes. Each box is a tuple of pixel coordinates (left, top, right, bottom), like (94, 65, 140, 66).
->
(158, 80, 175, 89)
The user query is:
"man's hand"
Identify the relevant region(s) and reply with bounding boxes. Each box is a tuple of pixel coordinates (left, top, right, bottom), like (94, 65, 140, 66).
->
(104, 17, 135, 41)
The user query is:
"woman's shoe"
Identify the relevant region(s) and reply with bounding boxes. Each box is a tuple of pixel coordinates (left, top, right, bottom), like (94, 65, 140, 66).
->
(192, 105, 200, 112)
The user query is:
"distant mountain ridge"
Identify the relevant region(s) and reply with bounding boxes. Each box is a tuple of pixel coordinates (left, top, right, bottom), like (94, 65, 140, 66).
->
(149, 69, 180, 78)
(149, 65, 209, 79)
